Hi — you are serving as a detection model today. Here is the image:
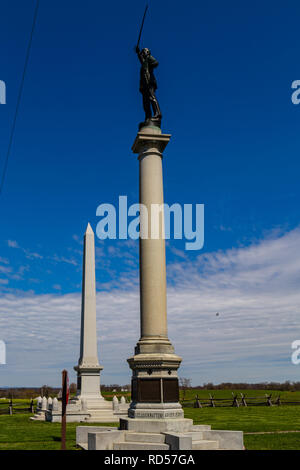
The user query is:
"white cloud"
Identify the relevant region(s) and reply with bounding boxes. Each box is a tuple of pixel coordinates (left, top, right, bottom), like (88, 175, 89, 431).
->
(1, 227, 300, 386)
(6, 240, 43, 261)
(51, 254, 78, 266)
(24, 250, 43, 260)
(0, 265, 11, 275)
(7, 240, 19, 248)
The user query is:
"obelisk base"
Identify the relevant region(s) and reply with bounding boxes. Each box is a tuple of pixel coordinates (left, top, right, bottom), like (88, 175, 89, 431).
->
(70, 363, 125, 421)
(73, 364, 106, 407)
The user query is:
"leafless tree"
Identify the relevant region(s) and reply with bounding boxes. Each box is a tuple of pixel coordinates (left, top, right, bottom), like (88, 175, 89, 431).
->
(179, 377, 192, 400)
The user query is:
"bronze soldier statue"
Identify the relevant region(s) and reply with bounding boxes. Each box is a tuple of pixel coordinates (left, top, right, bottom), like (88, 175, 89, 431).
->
(135, 45, 162, 128)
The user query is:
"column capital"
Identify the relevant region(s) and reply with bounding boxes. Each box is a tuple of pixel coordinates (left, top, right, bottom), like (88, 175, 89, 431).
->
(132, 129, 171, 155)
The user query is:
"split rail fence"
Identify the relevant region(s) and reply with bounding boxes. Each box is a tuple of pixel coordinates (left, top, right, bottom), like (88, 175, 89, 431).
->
(0, 400, 34, 415)
(180, 393, 300, 408)
(2, 395, 300, 414)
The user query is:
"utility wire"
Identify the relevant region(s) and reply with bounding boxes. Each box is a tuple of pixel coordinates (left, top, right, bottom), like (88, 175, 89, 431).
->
(0, 0, 40, 196)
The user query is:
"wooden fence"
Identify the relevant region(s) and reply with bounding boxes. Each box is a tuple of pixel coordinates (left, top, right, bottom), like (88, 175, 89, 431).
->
(2, 394, 300, 414)
(0, 400, 34, 415)
(180, 393, 300, 408)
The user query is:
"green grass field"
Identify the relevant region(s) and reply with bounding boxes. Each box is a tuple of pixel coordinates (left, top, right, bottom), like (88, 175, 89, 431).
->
(184, 406, 300, 449)
(0, 414, 114, 450)
(1, 393, 300, 450)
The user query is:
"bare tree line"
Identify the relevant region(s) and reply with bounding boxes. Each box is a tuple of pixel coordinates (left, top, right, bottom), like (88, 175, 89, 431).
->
(2, 380, 300, 399)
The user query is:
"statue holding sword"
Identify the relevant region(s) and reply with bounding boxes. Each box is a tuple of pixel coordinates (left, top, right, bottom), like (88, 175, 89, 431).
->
(135, 5, 162, 128)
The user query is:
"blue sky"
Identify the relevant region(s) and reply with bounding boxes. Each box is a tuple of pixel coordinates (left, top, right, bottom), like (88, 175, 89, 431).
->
(1, 0, 300, 386)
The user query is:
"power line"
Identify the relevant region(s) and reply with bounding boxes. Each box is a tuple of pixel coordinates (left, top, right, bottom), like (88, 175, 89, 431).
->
(0, 0, 40, 197)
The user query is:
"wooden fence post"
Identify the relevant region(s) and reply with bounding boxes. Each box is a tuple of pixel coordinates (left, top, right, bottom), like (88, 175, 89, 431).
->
(232, 393, 239, 407)
(194, 394, 202, 408)
(240, 393, 247, 406)
(9, 399, 13, 415)
(209, 394, 215, 407)
(266, 394, 273, 406)
(61, 369, 69, 450)
(276, 395, 281, 406)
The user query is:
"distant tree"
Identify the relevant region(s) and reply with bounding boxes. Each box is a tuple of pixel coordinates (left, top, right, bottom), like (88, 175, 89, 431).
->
(40, 385, 52, 398)
(191, 381, 300, 392)
(179, 378, 192, 400)
(203, 382, 214, 390)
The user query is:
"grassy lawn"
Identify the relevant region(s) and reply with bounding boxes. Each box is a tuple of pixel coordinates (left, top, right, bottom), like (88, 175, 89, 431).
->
(184, 406, 300, 450)
(1, 395, 300, 450)
(0, 414, 117, 450)
(244, 433, 300, 450)
(184, 405, 300, 432)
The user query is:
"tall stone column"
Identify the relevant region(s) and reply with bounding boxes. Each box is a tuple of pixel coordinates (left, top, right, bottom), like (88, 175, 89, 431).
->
(73, 223, 108, 409)
(127, 126, 184, 421)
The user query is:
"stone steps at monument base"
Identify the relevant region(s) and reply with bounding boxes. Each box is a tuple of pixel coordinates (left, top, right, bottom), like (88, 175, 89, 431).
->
(85, 419, 118, 423)
(125, 432, 166, 443)
(85, 416, 118, 423)
(185, 431, 204, 441)
(83, 410, 118, 422)
(192, 440, 219, 450)
(114, 442, 169, 451)
(191, 425, 211, 431)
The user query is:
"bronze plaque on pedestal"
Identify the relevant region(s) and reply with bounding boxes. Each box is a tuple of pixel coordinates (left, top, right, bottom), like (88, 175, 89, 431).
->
(132, 377, 179, 403)
(137, 378, 161, 403)
(162, 378, 179, 402)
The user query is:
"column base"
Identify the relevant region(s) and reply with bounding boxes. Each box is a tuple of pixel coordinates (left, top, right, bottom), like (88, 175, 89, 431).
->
(127, 350, 182, 378)
(127, 342, 183, 420)
(134, 336, 175, 355)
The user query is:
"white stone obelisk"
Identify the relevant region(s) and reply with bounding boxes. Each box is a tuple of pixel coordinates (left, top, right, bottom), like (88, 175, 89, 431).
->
(41, 223, 125, 423)
(73, 223, 109, 410)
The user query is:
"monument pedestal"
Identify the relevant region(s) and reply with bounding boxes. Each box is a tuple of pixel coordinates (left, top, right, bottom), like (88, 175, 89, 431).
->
(75, 125, 244, 450)
(127, 351, 184, 420)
